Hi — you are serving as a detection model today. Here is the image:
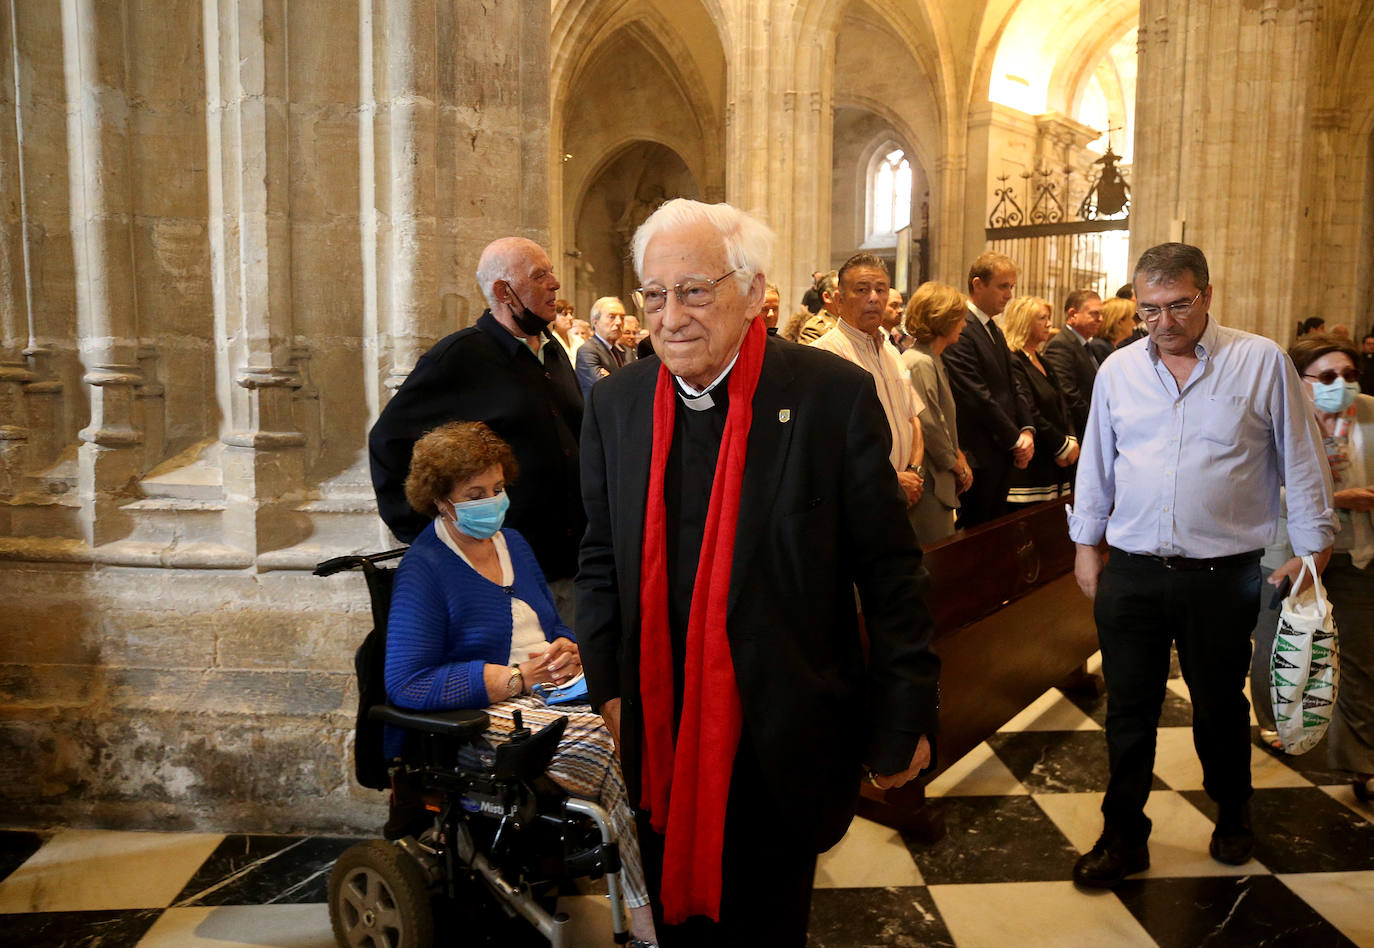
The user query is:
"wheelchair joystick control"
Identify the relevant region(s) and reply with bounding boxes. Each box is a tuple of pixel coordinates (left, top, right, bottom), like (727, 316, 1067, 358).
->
(509, 709, 531, 743)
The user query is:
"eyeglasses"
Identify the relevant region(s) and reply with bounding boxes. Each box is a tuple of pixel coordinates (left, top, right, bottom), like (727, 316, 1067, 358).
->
(636, 269, 738, 314)
(1303, 368, 1361, 385)
(1137, 290, 1202, 323)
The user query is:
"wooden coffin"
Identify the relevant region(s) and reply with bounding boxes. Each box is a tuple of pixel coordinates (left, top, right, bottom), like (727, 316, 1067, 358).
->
(857, 498, 1100, 836)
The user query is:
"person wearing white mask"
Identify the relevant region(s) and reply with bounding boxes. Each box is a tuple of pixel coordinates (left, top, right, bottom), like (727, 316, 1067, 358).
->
(382, 421, 659, 946)
(1252, 334, 1373, 801)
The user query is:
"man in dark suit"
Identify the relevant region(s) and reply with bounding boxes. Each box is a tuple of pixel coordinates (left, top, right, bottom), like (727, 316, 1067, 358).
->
(368, 237, 584, 615)
(941, 252, 1035, 528)
(577, 199, 939, 945)
(1043, 288, 1104, 439)
(574, 295, 634, 396)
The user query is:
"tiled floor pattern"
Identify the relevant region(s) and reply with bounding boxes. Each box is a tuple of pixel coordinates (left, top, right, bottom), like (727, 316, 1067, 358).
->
(2, 651, 1371, 947)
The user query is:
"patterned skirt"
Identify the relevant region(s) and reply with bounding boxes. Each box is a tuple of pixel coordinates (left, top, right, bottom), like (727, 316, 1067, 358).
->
(481, 696, 649, 907)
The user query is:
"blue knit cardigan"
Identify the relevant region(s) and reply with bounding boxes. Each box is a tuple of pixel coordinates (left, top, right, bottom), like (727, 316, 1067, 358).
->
(383, 522, 572, 757)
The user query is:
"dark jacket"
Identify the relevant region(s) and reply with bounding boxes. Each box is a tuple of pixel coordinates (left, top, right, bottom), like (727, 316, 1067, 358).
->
(576, 337, 940, 851)
(368, 311, 585, 580)
(575, 334, 634, 396)
(1041, 327, 1098, 439)
(941, 311, 1034, 473)
(1007, 352, 1076, 503)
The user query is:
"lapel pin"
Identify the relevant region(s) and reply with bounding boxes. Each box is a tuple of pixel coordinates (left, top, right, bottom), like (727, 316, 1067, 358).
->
(778, 409, 791, 423)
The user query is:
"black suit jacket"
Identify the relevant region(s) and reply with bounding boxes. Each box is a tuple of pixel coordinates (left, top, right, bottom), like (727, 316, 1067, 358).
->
(576, 336, 940, 851)
(368, 312, 585, 579)
(574, 334, 632, 396)
(941, 312, 1034, 473)
(1041, 328, 1097, 438)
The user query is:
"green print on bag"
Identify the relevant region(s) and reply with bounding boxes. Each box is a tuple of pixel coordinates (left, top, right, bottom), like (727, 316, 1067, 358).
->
(1269, 556, 1340, 757)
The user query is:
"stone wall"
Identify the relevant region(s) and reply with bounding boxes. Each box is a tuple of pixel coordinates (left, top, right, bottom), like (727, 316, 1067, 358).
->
(0, 0, 549, 834)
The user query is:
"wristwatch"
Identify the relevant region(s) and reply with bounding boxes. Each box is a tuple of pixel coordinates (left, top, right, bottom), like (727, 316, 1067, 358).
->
(907, 464, 925, 478)
(506, 665, 524, 698)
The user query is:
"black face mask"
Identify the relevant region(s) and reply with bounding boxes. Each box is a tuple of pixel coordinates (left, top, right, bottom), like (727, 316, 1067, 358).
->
(505, 285, 551, 337)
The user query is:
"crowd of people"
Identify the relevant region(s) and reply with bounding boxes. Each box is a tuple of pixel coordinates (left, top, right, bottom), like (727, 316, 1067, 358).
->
(364, 201, 1372, 945)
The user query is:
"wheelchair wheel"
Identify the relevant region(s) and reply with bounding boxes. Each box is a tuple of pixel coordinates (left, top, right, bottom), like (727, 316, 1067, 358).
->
(329, 839, 435, 948)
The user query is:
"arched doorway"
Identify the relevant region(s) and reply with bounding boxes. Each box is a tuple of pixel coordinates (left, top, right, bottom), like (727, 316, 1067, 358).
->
(572, 142, 699, 315)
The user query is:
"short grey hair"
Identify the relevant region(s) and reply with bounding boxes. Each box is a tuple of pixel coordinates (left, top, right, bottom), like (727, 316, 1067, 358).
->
(474, 237, 545, 309)
(631, 199, 774, 293)
(589, 296, 623, 326)
(1133, 242, 1209, 290)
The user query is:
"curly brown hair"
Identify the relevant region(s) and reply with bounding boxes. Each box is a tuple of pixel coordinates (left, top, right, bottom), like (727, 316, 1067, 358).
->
(904, 282, 966, 343)
(404, 422, 518, 518)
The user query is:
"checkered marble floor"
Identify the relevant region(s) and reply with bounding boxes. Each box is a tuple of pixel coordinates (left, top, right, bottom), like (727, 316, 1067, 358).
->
(2, 651, 1372, 947)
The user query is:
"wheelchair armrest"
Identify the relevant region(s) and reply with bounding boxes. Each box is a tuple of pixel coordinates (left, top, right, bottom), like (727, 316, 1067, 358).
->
(368, 704, 490, 740)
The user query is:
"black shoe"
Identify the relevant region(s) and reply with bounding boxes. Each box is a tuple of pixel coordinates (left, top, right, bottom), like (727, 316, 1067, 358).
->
(1209, 804, 1254, 865)
(1353, 776, 1373, 804)
(1073, 831, 1149, 888)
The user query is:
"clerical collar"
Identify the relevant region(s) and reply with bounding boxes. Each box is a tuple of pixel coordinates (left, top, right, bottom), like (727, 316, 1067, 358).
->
(674, 351, 740, 412)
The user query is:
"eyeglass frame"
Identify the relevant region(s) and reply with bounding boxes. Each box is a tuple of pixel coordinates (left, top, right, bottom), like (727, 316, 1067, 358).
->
(635, 268, 739, 314)
(1302, 367, 1361, 385)
(1137, 289, 1204, 324)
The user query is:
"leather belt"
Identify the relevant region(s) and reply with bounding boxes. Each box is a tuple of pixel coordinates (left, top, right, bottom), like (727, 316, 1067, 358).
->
(1109, 547, 1262, 572)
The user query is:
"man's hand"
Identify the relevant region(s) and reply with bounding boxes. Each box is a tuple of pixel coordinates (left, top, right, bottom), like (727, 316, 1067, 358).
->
(953, 452, 973, 494)
(1335, 487, 1374, 512)
(1012, 430, 1034, 469)
(598, 697, 622, 754)
(869, 736, 931, 790)
(897, 470, 924, 506)
(1268, 549, 1333, 595)
(1075, 543, 1105, 599)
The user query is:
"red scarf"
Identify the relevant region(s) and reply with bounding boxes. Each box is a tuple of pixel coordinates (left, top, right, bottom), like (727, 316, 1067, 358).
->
(638, 316, 766, 923)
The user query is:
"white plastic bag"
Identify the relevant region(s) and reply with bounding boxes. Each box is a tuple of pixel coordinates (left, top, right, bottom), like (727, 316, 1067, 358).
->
(1269, 555, 1339, 755)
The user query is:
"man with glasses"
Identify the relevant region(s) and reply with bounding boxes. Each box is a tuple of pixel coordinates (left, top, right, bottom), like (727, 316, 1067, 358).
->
(576, 199, 939, 944)
(1067, 242, 1336, 888)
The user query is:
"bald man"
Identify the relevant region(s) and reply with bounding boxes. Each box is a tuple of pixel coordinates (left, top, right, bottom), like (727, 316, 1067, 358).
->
(368, 237, 585, 615)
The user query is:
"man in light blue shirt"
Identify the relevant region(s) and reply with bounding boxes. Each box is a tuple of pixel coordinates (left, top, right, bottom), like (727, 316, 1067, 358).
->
(1067, 242, 1335, 888)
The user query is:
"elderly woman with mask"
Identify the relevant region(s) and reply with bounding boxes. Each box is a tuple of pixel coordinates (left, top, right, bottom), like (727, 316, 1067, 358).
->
(1252, 334, 1374, 802)
(384, 421, 658, 944)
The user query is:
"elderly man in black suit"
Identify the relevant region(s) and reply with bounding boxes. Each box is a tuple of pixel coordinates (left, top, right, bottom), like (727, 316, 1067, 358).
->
(575, 295, 635, 396)
(1042, 288, 1104, 439)
(577, 199, 939, 945)
(368, 236, 584, 619)
(941, 252, 1035, 528)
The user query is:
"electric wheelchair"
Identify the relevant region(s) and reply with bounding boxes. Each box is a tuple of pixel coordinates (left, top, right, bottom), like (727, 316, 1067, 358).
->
(314, 549, 634, 948)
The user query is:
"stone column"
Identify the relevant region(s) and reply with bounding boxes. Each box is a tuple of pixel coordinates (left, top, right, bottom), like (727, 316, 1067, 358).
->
(1132, 0, 1323, 339)
(204, 0, 306, 554)
(61, 0, 144, 545)
(362, 0, 436, 399)
(721, 0, 836, 313)
(0, 0, 34, 499)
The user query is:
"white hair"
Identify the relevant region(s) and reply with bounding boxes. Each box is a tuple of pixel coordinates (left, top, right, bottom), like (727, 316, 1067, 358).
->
(631, 199, 774, 292)
(474, 237, 544, 310)
(589, 296, 623, 326)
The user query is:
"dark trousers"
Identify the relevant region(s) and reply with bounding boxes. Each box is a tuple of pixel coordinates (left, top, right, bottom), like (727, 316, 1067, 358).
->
(956, 462, 1009, 529)
(1095, 549, 1262, 843)
(636, 738, 819, 947)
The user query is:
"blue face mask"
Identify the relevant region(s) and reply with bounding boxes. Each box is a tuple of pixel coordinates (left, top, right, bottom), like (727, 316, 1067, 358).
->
(1311, 379, 1358, 414)
(446, 492, 510, 539)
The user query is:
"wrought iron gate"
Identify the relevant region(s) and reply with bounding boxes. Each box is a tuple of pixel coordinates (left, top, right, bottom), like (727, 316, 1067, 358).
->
(985, 147, 1130, 307)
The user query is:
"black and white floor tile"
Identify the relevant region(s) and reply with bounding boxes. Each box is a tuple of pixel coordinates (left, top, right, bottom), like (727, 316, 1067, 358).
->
(2, 651, 1371, 947)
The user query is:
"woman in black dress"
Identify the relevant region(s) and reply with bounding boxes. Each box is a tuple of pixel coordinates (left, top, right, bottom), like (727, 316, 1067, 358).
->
(1001, 297, 1079, 507)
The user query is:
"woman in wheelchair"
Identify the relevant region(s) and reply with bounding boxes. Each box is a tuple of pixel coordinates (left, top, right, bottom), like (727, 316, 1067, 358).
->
(383, 421, 657, 945)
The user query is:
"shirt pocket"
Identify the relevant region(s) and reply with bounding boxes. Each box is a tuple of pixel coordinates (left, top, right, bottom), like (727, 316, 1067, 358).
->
(1199, 394, 1255, 446)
